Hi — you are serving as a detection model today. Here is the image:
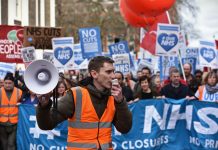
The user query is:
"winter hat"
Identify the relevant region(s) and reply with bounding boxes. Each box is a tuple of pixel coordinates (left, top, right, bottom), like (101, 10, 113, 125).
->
(4, 72, 14, 82)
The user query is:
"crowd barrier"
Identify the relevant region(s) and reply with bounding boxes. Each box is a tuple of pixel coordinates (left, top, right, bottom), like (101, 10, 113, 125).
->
(17, 99, 218, 150)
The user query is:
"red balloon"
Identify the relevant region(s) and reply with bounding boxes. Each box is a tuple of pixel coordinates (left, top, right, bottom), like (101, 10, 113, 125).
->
(125, 0, 175, 17)
(119, 0, 156, 28)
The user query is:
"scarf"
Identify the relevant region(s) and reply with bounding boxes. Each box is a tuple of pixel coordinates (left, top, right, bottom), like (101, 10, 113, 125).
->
(206, 83, 218, 94)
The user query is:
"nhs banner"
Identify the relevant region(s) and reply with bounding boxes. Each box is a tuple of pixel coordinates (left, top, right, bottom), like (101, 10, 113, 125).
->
(17, 104, 68, 150)
(156, 23, 180, 56)
(108, 41, 134, 69)
(112, 99, 218, 150)
(199, 40, 217, 68)
(17, 101, 217, 150)
(79, 27, 102, 59)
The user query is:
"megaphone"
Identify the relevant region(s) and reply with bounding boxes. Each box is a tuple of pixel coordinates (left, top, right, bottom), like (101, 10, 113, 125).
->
(24, 59, 59, 95)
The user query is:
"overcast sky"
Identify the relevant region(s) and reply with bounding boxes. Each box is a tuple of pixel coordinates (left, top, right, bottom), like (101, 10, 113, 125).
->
(189, 0, 218, 46)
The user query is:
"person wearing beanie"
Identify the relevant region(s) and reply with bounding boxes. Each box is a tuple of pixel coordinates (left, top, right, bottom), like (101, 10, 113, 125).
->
(0, 72, 23, 150)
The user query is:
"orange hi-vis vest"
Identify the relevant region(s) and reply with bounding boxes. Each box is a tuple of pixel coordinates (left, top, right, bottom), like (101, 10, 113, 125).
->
(0, 87, 22, 124)
(198, 85, 204, 100)
(68, 87, 115, 150)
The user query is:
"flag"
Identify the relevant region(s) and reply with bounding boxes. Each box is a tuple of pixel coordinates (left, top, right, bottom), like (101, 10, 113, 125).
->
(140, 12, 170, 55)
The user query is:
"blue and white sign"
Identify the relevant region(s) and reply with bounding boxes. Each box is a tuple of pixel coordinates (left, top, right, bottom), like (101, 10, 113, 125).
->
(52, 37, 74, 70)
(159, 56, 179, 80)
(113, 54, 130, 75)
(181, 47, 199, 73)
(182, 57, 197, 74)
(112, 99, 218, 150)
(156, 23, 180, 56)
(17, 100, 218, 150)
(72, 43, 88, 70)
(108, 41, 134, 69)
(21, 46, 36, 63)
(199, 40, 217, 68)
(0, 62, 16, 79)
(17, 104, 68, 150)
(108, 41, 130, 55)
(79, 27, 102, 59)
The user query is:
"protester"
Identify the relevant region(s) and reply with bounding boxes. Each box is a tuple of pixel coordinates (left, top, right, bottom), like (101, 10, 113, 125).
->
(194, 69, 203, 87)
(56, 80, 67, 99)
(133, 66, 152, 98)
(134, 76, 153, 101)
(115, 71, 134, 103)
(0, 72, 23, 150)
(125, 72, 136, 91)
(141, 66, 152, 78)
(136, 70, 142, 81)
(163, 66, 187, 86)
(21, 89, 38, 105)
(161, 69, 192, 100)
(195, 70, 218, 102)
(0, 79, 4, 88)
(182, 63, 198, 94)
(36, 56, 132, 150)
(151, 75, 162, 98)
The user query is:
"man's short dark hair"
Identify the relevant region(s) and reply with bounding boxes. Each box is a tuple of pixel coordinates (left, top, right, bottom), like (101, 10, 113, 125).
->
(88, 56, 114, 73)
(170, 68, 180, 76)
(141, 66, 151, 74)
(139, 75, 150, 84)
(194, 69, 203, 75)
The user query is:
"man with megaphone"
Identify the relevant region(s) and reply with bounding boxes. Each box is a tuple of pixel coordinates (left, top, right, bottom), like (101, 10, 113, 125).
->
(36, 56, 132, 150)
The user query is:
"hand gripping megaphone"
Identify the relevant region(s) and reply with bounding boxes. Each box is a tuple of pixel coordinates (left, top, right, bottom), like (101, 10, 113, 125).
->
(24, 59, 59, 95)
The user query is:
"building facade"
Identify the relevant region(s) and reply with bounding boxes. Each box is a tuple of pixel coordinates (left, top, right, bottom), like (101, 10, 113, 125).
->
(0, 0, 55, 27)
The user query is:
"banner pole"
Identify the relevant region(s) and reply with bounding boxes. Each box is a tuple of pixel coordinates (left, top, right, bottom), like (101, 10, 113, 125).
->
(178, 51, 186, 81)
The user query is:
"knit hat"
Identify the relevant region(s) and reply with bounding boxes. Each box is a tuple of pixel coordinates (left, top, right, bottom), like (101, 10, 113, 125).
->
(4, 72, 14, 82)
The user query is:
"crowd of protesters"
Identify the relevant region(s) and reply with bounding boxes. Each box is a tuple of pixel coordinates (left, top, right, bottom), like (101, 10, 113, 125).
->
(0, 61, 218, 149)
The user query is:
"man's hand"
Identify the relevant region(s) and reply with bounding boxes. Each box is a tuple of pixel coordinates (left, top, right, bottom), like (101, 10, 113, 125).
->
(111, 81, 124, 103)
(37, 93, 51, 107)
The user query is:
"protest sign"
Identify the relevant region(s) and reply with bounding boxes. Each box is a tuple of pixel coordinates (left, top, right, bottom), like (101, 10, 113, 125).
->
(52, 37, 74, 70)
(181, 47, 199, 74)
(79, 27, 102, 59)
(0, 25, 23, 63)
(108, 41, 134, 69)
(199, 40, 218, 68)
(156, 23, 180, 56)
(21, 46, 36, 63)
(43, 51, 54, 63)
(72, 43, 88, 70)
(113, 53, 130, 75)
(159, 56, 179, 80)
(23, 26, 62, 49)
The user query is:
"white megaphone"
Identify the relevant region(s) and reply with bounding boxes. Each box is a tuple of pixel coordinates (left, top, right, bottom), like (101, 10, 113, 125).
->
(24, 59, 59, 95)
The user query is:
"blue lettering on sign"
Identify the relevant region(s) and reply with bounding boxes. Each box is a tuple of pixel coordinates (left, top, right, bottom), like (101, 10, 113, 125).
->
(81, 29, 97, 43)
(54, 47, 73, 65)
(158, 33, 178, 52)
(115, 64, 129, 73)
(111, 43, 126, 54)
(203, 93, 218, 102)
(186, 48, 198, 56)
(200, 47, 216, 63)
